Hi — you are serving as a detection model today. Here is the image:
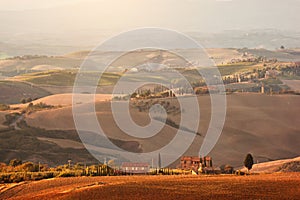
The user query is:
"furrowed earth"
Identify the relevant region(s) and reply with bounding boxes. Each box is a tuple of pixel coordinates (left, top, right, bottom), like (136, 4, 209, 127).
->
(0, 173, 299, 200)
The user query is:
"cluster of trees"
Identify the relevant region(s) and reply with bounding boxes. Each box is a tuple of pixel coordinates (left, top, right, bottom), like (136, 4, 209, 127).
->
(20, 97, 33, 104)
(8, 55, 48, 60)
(0, 159, 47, 173)
(0, 159, 54, 183)
(0, 104, 10, 111)
(0, 159, 119, 183)
(112, 95, 130, 101)
(3, 113, 21, 126)
(26, 102, 54, 111)
(133, 99, 180, 115)
(220, 165, 235, 174)
(281, 65, 300, 77)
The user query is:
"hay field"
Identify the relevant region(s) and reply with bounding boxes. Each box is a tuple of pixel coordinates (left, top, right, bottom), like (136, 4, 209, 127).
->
(10, 93, 112, 110)
(32, 93, 112, 106)
(1, 173, 299, 200)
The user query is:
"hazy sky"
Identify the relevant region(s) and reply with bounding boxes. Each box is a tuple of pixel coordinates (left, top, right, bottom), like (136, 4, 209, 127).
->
(0, 0, 299, 51)
(0, 0, 82, 10)
(0, 0, 299, 33)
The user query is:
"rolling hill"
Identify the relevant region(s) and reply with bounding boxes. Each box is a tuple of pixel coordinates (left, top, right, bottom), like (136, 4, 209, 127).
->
(240, 156, 300, 173)
(0, 55, 82, 76)
(30, 93, 112, 106)
(0, 112, 8, 130)
(0, 81, 51, 104)
(22, 93, 300, 167)
(0, 48, 299, 167)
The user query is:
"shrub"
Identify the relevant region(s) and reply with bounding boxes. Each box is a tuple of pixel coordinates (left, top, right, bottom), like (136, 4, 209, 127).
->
(0, 172, 59, 183)
(57, 171, 76, 177)
(8, 173, 24, 183)
(0, 104, 10, 111)
(235, 170, 246, 176)
(224, 165, 234, 174)
(4, 113, 21, 125)
(20, 98, 27, 104)
(16, 162, 35, 172)
(20, 97, 33, 104)
(26, 98, 33, 103)
(26, 102, 54, 112)
(9, 159, 22, 167)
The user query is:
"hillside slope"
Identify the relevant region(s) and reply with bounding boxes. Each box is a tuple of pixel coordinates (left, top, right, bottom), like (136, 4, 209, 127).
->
(241, 156, 300, 173)
(24, 94, 300, 167)
(0, 81, 51, 104)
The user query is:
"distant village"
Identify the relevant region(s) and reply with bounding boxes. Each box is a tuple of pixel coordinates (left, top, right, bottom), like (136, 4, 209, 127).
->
(113, 56, 300, 101)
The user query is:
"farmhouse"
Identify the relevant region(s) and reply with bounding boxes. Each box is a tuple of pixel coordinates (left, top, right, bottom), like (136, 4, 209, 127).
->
(121, 162, 150, 174)
(180, 156, 213, 172)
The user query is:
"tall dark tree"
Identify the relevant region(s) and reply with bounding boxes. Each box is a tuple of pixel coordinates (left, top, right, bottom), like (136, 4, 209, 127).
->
(244, 153, 254, 172)
(158, 153, 162, 169)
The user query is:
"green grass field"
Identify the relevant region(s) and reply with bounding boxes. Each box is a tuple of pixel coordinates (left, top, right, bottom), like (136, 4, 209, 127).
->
(10, 61, 291, 91)
(217, 62, 261, 76)
(15, 70, 121, 87)
(0, 52, 8, 59)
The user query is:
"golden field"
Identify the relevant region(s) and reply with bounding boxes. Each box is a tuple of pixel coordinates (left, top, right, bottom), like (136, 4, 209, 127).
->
(1, 173, 299, 200)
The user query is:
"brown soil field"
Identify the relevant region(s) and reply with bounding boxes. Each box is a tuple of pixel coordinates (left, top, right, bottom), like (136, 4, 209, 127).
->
(37, 137, 85, 149)
(206, 48, 242, 64)
(0, 81, 51, 104)
(0, 173, 299, 200)
(0, 111, 7, 124)
(37, 85, 115, 95)
(0, 111, 9, 130)
(281, 80, 300, 92)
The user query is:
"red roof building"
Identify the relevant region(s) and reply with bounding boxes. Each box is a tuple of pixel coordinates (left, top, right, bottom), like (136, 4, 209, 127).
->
(180, 156, 213, 172)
